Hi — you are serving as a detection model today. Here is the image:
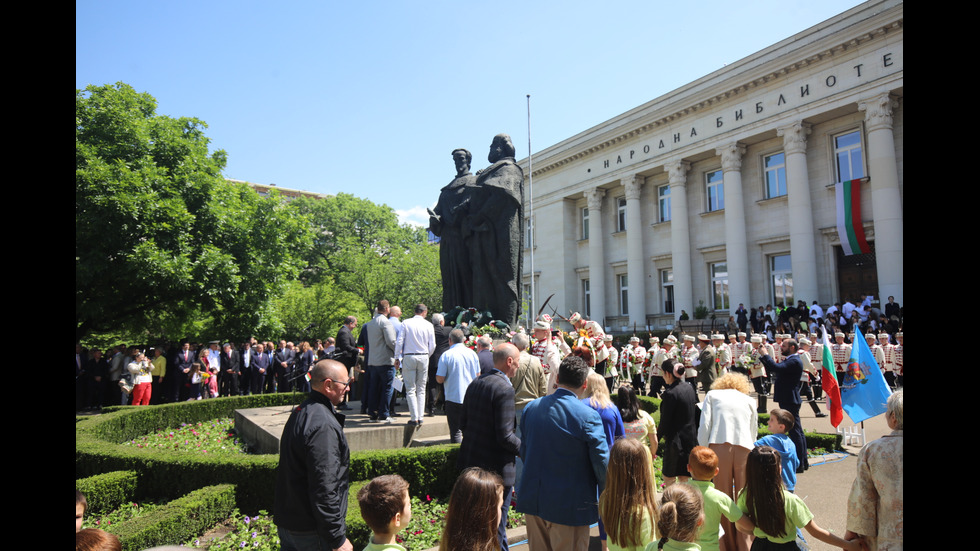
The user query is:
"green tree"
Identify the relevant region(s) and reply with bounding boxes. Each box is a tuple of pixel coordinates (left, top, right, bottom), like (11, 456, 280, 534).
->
(291, 194, 442, 314)
(273, 278, 365, 342)
(76, 83, 311, 342)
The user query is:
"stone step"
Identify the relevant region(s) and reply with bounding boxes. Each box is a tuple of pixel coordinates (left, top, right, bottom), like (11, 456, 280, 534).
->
(235, 400, 455, 454)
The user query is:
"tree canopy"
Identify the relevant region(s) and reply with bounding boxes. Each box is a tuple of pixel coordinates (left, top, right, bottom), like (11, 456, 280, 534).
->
(291, 193, 442, 316)
(76, 83, 311, 342)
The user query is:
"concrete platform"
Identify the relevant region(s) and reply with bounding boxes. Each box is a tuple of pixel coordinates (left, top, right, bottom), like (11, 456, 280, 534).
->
(234, 399, 452, 454)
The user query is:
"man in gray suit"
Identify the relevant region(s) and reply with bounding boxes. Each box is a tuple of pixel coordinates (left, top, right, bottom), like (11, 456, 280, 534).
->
(364, 299, 397, 422)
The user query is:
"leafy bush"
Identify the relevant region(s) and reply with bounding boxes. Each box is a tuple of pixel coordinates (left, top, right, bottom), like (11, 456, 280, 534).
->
(76, 470, 139, 516)
(77, 395, 463, 514)
(109, 484, 236, 551)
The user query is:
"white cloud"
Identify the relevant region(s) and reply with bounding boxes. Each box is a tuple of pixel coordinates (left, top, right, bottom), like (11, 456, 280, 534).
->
(395, 205, 432, 227)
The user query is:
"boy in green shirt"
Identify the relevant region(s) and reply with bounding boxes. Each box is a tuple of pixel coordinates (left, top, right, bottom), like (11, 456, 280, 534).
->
(356, 474, 412, 551)
(687, 446, 755, 551)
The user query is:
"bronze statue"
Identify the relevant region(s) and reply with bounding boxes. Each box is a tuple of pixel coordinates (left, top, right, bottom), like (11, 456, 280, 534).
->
(468, 134, 525, 325)
(429, 148, 476, 310)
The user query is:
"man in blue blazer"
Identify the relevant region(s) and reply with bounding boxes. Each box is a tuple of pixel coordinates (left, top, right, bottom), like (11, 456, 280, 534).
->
(516, 354, 609, 551)
(760, 337, 808, 472)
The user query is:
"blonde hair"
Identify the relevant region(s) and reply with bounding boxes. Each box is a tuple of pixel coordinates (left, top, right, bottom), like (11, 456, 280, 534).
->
(585, 372, 613, 409)
(600, 439, 659, 548)
(710, 372, 753, 394)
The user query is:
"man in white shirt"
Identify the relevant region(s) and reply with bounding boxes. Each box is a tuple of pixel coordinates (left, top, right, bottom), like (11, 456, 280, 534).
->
(394, 303, 436, 425)
(809, 300, 824, 320)
(436, 328, 481, 442)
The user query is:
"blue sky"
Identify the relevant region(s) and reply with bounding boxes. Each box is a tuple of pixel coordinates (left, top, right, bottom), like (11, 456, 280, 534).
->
(77, 0, 866, 226)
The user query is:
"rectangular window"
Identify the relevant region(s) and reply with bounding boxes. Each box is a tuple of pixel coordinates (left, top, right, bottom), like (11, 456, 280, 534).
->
(661, 270, 674, 314)
(770, 254, 793, 307)
(581, 207, 589, 240)
(764, 152, 787, 198)
(658, 185, 671, 222)
(706, 170, 724, 211)
(525, 217, 533, 248)
(834, 130, 865, 183)
(711, 262, 730, 310)
(618, 274, 629, 316)
(582, 279, 591, 318)
(617, 197, 627, 232)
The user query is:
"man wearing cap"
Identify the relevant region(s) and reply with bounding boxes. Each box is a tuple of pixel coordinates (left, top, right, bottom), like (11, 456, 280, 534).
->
(531, 320, 562, 394)
(831, 332, 851, 384)
(878, 333, 895, 386)
(569, 312, 608, 365)
(625, 336, 647, 392)
(748, 335, 768, 398)
(713, 333, 731, 378)
(894, 332, 903, 387)
(808, 333, 824, 400)
(601, 335, 618, 393)
(866, 333, 885, 376)
(696, 334, 717, 392)
(646, 337, 662, 397)
(650, 336, 677, 398)
(797, 338, 826, 417)
(679, 335, 700, 394)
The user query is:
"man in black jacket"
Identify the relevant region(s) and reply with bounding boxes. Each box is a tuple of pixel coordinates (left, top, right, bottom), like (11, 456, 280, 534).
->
(274, 360, 353, 551)
(459, 343, 521, 551)
(334, 316, 358, 411)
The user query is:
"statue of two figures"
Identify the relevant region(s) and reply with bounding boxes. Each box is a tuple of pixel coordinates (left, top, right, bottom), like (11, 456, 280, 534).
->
(429, 134, 524, 327)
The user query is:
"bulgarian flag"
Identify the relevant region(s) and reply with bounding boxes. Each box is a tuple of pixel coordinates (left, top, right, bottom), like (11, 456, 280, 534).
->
(820, 331, 844, 428)
(836, 179, 870, 255)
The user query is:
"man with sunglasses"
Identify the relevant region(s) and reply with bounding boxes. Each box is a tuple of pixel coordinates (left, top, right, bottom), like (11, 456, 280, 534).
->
(274, 359, 354, 551)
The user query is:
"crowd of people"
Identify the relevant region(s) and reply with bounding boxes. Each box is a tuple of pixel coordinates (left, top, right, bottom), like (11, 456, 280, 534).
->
(77, 295, 902, 551)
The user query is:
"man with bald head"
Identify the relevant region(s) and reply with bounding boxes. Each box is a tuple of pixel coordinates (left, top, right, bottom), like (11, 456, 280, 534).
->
(275, 359, 353, 551)
(459, 342, 522, 551)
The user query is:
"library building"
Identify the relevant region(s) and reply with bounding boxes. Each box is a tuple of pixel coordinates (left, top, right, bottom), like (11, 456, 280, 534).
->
(519, 0, 903, 331)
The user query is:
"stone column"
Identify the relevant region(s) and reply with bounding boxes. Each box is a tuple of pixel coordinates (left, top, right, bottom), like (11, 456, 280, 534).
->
(717, 143, 749, 315)
(666, 161, 693, 320)
(586, 188, 606, 325)
(859, 93, 903, 305)
(625, 174, 647, 327)
(777, 121, 818, 304)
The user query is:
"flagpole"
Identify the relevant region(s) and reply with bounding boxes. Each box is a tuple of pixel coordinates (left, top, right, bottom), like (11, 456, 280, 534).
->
(526, 94, 534, 329)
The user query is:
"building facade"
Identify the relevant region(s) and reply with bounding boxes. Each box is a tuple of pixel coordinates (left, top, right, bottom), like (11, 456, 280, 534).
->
(519, 0, 902, 331)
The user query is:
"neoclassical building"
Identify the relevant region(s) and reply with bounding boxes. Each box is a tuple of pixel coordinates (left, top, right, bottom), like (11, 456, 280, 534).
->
(519, 0, 902, 331)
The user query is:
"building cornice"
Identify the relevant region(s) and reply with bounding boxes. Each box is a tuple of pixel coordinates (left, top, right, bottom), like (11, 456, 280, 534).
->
(520, 1, 902, 178)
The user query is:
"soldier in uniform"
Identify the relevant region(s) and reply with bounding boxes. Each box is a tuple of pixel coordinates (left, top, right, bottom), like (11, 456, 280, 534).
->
(808, 333, 824, 400)
(878, 332, 896, 389)
(568, 312, 607, 365)
(894, 332, 903, 387)
(602, 334, 618, 393)
(679, 334, 699, 395)
(831, 332, 851, 385)
(713, 333, 731, 379)
(627, 336, 647, 392)
(798, 338, 827, 417)
(531, 319, 562, 395)
(650, 335, 677, 398)
(646, 336, 661, 397)
(866, 332, 885, 375)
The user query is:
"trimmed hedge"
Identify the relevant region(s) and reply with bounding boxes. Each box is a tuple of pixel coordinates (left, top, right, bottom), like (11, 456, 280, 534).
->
(77, 394, 463, 513)
(76, 470, 139, 516)
(109, 484, 236, 551)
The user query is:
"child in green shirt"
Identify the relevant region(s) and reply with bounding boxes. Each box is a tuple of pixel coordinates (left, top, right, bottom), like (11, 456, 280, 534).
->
(356, 474, 411, 551)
